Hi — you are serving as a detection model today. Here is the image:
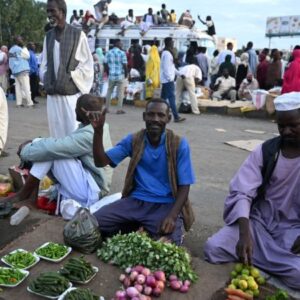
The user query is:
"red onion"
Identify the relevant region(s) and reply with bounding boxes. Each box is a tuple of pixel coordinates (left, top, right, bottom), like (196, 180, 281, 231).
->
(153, 271, 166, 282)
(170, 280, 181, 290)
(179, 284, 189, 293)
(126, 287, 139, 298)
(156, 280, 165, 290)
(134, 284, 143, 293)
(143, 286, 152, 295)
(152, 287, 162, 297)
(169, 274, 178, 281)
(184, 280, 191, 287)
(123, 277, 131, 288)
(115, 290, 127, 298)
(136, 274, 146, 285)
(141, 268, 151, 277)
(125, 267, 132, 274)
(130, 271, 139, 282)
(145, 275, 156, 288)
(119, 274, 126, 282)
(133, 265, 144, 273)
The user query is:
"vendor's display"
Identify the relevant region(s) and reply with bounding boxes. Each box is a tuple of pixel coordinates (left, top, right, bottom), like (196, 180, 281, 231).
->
(59, 257, 98, 284)
(225, 263, 266, 299)
(58, 287, 99, 300)
(97, 232, 197, 282)
(0, 267, 29, 287)
(113, 266, 192, 299)
(35, 242, 72, 262)
(2, 249, 40, 270)
(63, 208, 102, 254)
(27, 272, 71, 298)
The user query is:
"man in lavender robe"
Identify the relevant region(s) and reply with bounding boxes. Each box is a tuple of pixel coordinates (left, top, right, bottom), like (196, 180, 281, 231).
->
(204, 91, 300, 290)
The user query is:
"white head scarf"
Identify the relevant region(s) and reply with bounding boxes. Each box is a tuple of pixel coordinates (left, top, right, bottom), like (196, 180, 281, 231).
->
(274, 92, 300, 111)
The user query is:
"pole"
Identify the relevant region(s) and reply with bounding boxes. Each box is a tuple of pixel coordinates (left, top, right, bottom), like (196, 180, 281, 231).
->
(268, 37, 271, 49)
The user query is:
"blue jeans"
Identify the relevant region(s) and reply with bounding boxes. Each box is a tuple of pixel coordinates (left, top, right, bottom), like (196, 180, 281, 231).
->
(161, 81, 179, 120)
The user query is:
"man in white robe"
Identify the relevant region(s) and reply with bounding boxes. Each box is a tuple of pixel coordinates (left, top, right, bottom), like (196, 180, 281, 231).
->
(40, 0, 94, 138)
(0, 87, 8, 156)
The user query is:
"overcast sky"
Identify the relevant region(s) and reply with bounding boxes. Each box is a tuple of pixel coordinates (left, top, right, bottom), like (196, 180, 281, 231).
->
(50, 0, 300, 50)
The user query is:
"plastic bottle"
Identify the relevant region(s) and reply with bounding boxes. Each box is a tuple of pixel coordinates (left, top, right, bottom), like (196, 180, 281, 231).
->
(10, 206, 30, 226)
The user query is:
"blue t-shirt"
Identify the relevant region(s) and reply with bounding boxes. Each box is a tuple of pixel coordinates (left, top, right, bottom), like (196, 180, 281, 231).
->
(106, 132, 196, 203)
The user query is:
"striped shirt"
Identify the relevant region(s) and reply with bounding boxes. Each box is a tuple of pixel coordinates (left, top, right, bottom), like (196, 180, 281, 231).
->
(104, 47, 127, 81)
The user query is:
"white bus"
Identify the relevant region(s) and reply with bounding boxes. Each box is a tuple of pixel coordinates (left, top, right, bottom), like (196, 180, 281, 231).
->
(93, 23, 216, 57)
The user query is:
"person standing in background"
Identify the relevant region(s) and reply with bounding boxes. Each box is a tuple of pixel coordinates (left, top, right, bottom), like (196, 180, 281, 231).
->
(160, 37, 185, 123)
(0, 87, 8, 157)
(104, 39, 128, 114)
(40, 0, 94, 138)
(245, 41, 257, 77)
(209, 49, 219, 88)
(9, 36, 34, 108)
(235, 52, 249, 91)
(0, 46, 9, 95)
(256, 53, 269, 90)
(28, 42, 39, 104)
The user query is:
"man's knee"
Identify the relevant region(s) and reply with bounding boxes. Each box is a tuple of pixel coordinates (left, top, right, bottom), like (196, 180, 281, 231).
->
(204, 235, 223, 262)
(282, 263, 300, 290)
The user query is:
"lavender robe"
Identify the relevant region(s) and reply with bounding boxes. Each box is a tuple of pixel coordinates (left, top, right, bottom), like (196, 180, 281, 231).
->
(204, 144, 300, 290)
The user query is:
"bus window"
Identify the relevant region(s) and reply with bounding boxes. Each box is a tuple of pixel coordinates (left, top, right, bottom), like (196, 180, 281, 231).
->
(142, 40, 160, 46)
(95, 38, 106, 50)
(198, 39, 215, 57)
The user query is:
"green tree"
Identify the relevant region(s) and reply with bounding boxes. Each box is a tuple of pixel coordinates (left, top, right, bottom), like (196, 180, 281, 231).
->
(0, 0, 47, 46)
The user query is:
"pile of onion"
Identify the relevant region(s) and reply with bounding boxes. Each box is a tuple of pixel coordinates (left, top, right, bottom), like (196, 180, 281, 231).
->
(112, 266, 166, 300)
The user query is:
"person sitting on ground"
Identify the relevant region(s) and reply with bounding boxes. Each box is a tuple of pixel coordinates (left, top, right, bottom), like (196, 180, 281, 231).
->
(118, 9, 135, 36)
(178, 10, 194, 28)
(2, 94, 113, 209)
(83, 98, 196, 245)
(197, 15, 216, 40)
(218, 54, 236, 79)
(238, 73, 259, 100)
(281, 49, 300, 94)
(204, 91, 300, 290)
(170, 9, 176, 23)
(176, 64, 202, 115)
(160, 4, 170, 23)
(140, 8, 157, 36)
(212, 68, 237, 102)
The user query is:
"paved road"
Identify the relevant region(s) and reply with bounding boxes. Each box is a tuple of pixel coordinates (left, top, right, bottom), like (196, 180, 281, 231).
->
(0, 97, 278, 256)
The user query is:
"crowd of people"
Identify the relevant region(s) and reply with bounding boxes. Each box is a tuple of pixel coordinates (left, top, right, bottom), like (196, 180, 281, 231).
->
(1, 0, 300, 293)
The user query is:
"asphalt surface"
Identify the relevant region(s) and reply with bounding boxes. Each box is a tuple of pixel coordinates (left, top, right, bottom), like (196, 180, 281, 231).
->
(0, 97, 280, 300)
(0, 97, 278, 254)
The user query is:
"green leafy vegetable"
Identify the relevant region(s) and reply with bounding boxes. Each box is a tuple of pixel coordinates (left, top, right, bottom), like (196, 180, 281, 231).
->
(0, 268, 26, 286)
(64, 288, 98, 300)
(265, 289, 289, 300)
(3, 250, 36, 269)
(36, 242, 68, 259)
(97, 232, 198, 282)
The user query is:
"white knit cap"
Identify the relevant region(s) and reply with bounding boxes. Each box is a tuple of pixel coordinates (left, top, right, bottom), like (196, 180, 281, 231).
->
(274, 92, 300, 111)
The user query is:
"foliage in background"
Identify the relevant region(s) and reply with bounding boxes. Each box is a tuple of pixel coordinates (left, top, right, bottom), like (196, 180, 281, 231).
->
(0, 0, 47, 47)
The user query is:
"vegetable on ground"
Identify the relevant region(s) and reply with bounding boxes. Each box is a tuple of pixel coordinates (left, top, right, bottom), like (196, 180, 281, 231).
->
(0, 268, 26, 286)
(35, 242, 68, 259)
(97, 232, 198, 282)
(3, 250, 36, 269)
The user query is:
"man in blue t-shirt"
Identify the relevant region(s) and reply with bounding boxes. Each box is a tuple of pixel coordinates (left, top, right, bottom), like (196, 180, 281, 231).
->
(84, 98, 195, 244)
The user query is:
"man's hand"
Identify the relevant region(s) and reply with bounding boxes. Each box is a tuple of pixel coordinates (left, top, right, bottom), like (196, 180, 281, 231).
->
(291, 236, 300, 254)
(17, 140, 32, 157)
(81, 107, 106, 134)
(160, 215, 177, 235)
(236, 218, 253, 265)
